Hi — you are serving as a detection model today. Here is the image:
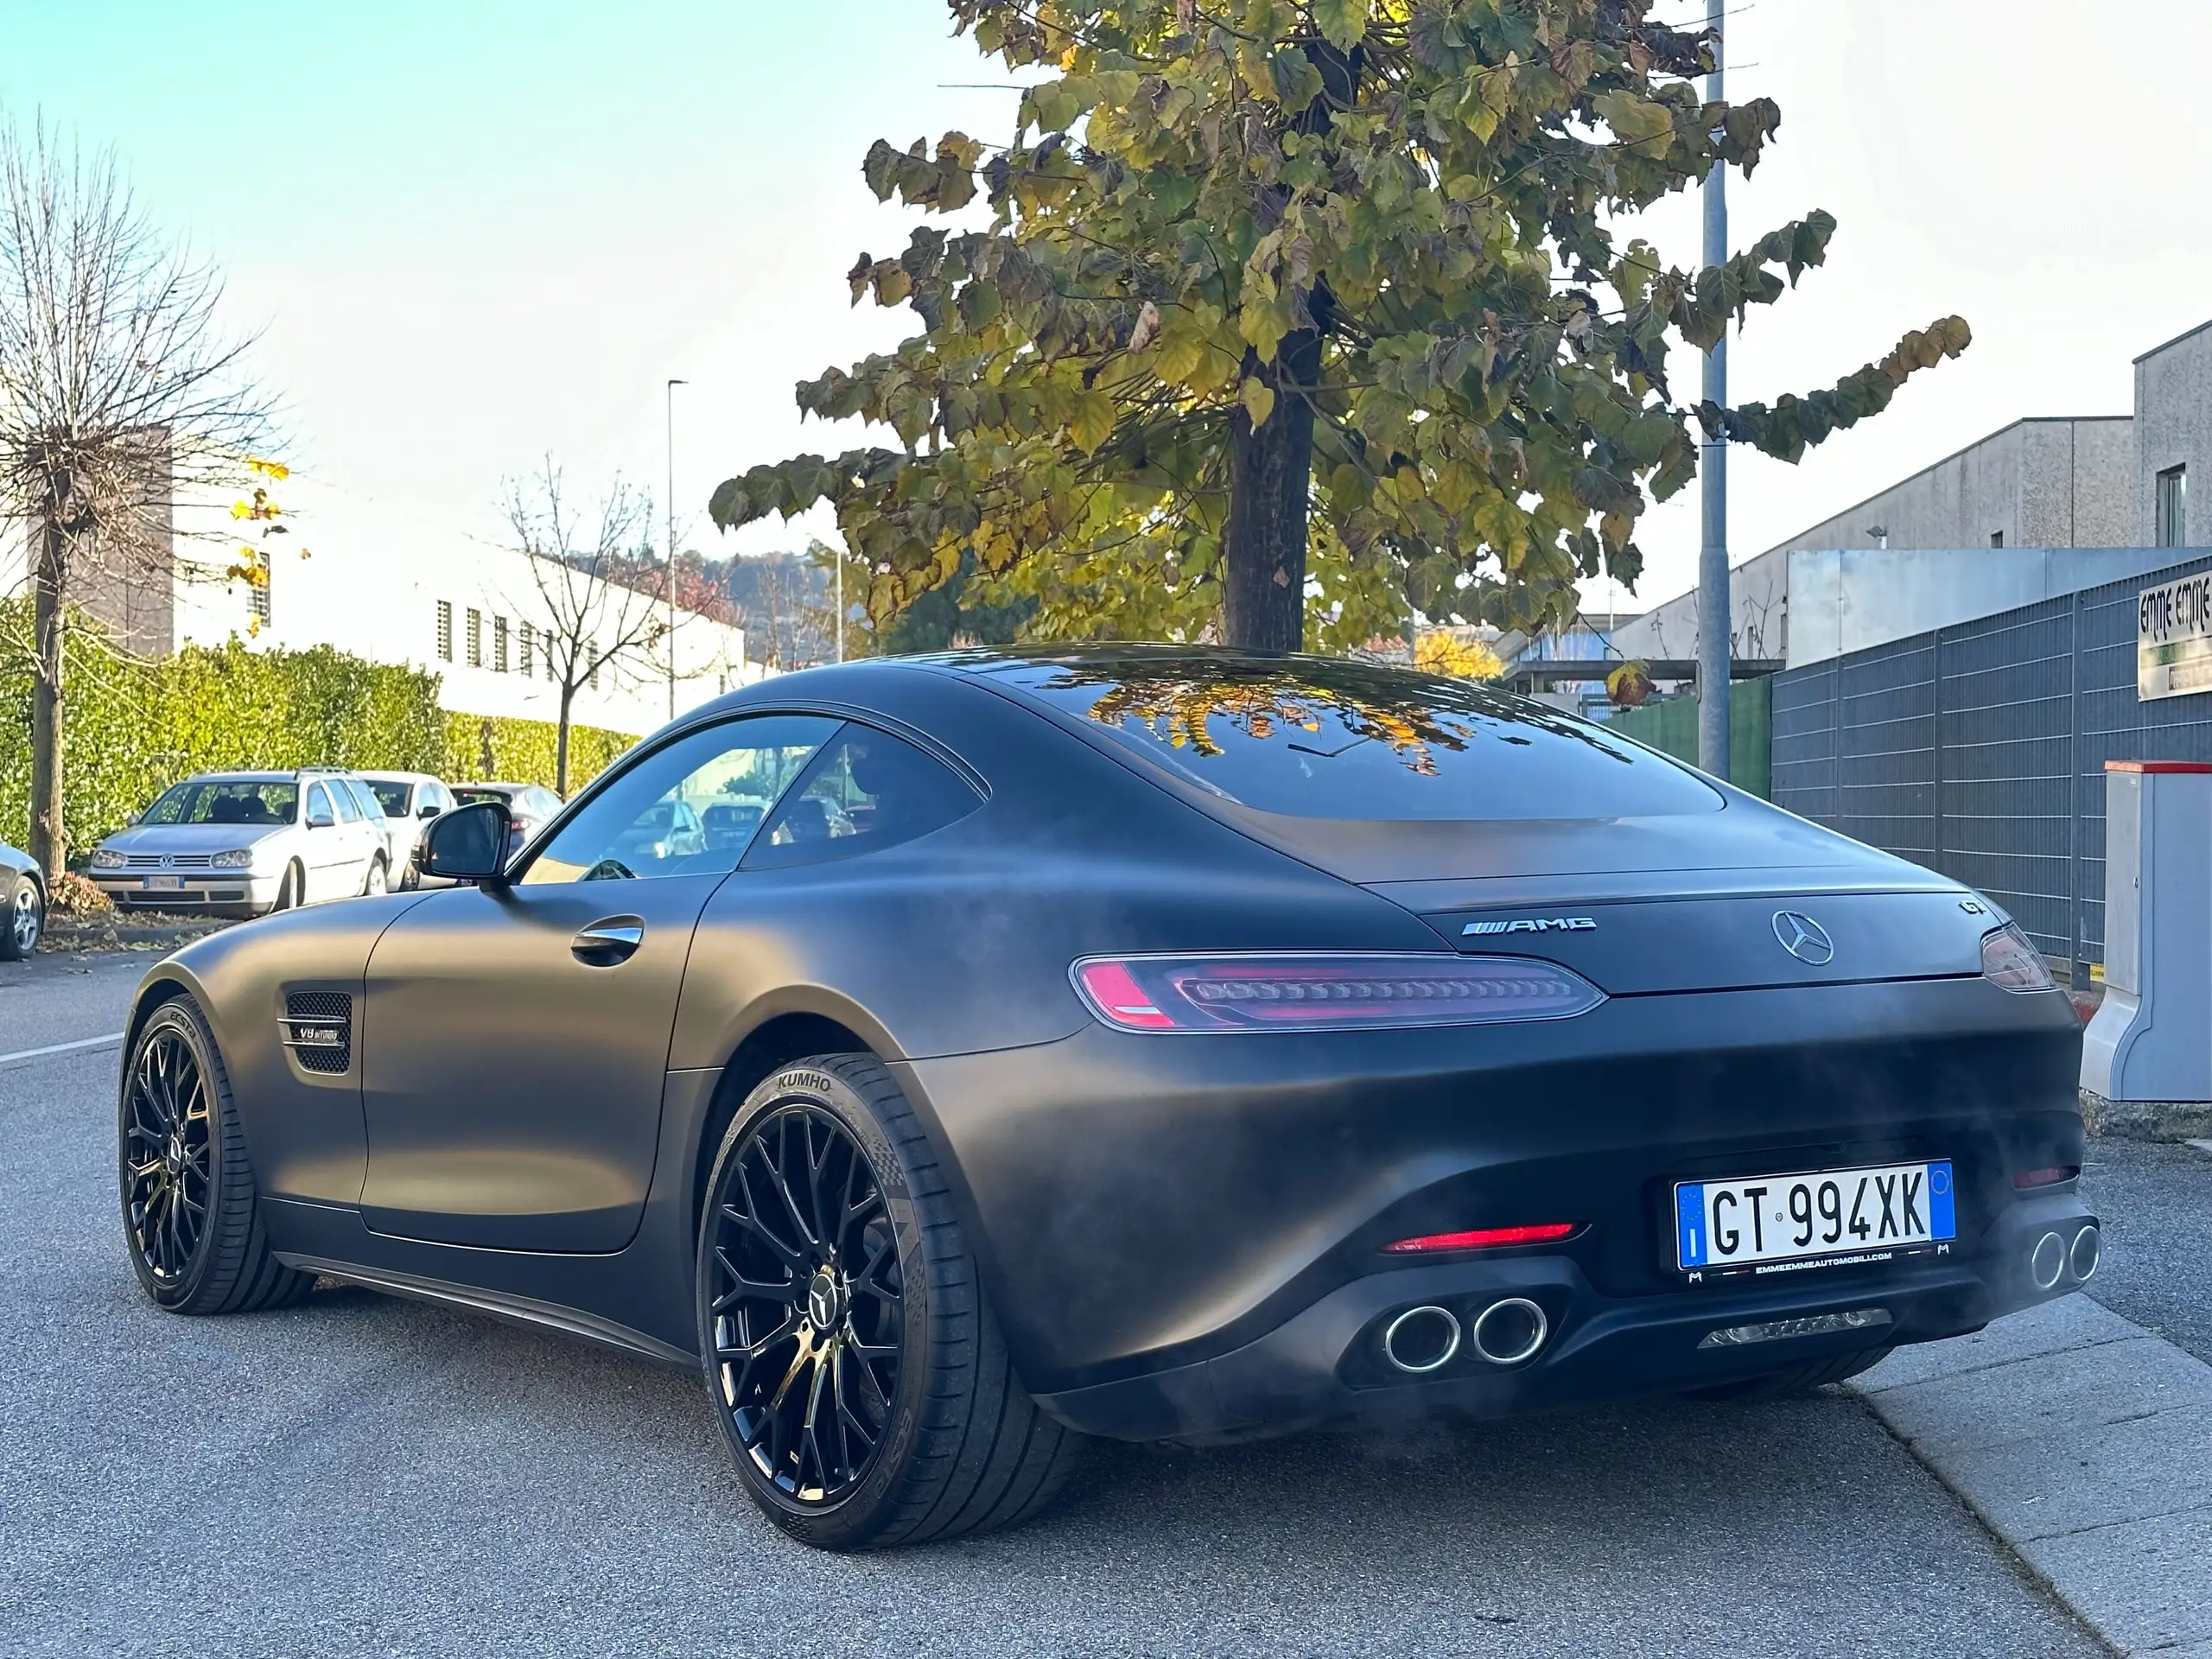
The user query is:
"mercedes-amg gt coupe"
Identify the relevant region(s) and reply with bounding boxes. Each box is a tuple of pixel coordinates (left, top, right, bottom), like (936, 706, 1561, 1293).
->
(117, 648, 2094, 1549)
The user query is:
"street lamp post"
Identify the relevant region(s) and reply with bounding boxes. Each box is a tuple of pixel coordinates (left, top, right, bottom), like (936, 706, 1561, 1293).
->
(665, 378, 687, 719)
(1694, 0, 1731, 780)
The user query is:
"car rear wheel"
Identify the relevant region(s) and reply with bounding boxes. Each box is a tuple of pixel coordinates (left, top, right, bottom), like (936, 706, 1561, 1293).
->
(119, 997, 315, 1315)
(362, 855, 388, 897)
(1686, 1345, 1894, 1402)
(1, 874, 40, 959)
(696, 1054, 1082, 1550)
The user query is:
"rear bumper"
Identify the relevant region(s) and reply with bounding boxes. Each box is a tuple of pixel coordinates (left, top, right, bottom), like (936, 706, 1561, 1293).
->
(1033, 1190, 2098, 1441)
(897, 976, 2087, 1438)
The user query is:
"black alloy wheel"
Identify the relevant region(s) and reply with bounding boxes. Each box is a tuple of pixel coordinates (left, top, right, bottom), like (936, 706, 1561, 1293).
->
(697, 1056, 1082, 1550)
(704, 1101, 904, 1509)
(124, 1020, 213, 1283)
(118, 999, 314, 1314)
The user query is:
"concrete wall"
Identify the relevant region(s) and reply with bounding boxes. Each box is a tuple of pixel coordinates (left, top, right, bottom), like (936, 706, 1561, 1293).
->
(1608, 548, 1789, 666)
(2135, 321, 2212, 546)
(1764, 416, 2135, 556)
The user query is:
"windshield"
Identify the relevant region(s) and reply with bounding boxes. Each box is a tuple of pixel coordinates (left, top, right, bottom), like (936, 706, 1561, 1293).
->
(365, 780, 412, 816)
(976, 652, 1721, 822)
(141, 779, 299, 828)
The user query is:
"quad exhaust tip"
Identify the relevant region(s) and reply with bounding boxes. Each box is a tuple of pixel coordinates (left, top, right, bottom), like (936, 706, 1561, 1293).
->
(2070, 1223, 2101, 1284)
(2030, 1230, 2068, 1292)
(1381, 1306, 1461, 1374)
(1469, 1296, 1549, 1366)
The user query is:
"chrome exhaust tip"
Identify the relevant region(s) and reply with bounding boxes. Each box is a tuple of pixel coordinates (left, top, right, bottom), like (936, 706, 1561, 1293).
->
(1468, 1296, 1549, 1366)
(2069, 1224, 2102, 1284)
(1381, 1306, 1461, 1375)
(2030, 1230, 2068, 1292)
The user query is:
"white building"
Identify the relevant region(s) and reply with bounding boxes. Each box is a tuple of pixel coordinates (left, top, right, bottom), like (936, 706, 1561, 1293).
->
(4, 474, 766, 738)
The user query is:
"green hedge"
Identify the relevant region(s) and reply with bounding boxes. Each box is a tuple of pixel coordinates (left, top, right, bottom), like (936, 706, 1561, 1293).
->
(1, 601, 635, 861)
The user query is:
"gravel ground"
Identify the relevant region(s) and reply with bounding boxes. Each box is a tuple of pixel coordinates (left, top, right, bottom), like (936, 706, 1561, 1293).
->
(2082, 1136, 2212, 1365)
(0, 958, 2107, 1658)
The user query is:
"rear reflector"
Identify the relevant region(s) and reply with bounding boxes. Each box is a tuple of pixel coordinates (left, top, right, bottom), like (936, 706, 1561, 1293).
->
(1071, 953, 1605, 1033)
(1382, 1223, 1578, 1255)
(2012, 1166, 2079, 1190)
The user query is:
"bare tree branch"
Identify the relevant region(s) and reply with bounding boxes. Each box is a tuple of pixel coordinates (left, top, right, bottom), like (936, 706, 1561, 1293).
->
(0, 117, 276, 874)
(499, 456, 666, 794)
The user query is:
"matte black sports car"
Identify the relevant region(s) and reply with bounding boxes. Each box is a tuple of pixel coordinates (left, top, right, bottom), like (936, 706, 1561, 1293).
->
(117, 648, 2094, 1549)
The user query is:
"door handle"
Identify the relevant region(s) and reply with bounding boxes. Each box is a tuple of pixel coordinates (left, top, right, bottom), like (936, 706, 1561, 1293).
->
(571, 918, 645, 965)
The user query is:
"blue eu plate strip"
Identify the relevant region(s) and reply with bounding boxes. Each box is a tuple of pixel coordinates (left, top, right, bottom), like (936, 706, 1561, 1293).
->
(1677, 1183, 1707, 1268)
(1929, 1160, 1956, 1241)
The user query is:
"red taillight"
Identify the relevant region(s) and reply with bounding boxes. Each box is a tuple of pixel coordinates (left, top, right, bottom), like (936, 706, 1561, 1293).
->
(1982, 922, 2054, 992)
(1383, 1223, 1578, 1254)
(1071, 953, 1605, 1033)
(2012, 1166, 2079, 1190)
(1071, 959, 1177, 1030)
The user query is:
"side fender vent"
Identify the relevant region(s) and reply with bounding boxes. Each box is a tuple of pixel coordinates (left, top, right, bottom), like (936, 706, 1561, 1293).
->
(282, 991, 353, 1074)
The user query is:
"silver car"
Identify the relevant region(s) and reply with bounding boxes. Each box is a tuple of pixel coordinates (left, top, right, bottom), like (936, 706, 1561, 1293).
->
(359, 772, 458, 888)
(88, 771, 392, 917)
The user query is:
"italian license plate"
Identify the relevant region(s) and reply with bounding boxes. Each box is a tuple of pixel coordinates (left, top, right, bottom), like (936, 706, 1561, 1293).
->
(141, 875, 186, 892)
(1675, 1160, 1955, 1279)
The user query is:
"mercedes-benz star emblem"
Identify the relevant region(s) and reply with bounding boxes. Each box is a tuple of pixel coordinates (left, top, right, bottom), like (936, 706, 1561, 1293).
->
(1772, 910, 1834, 965)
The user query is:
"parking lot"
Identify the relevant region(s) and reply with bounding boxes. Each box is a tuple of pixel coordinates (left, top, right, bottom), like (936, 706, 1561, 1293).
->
(0, 953, 2154, 1656)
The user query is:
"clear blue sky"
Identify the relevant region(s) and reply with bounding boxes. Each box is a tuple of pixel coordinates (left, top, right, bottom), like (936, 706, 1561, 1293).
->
(10, 1, 2211, 611)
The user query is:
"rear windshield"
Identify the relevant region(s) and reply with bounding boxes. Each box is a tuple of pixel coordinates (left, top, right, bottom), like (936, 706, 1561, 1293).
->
(979, 654, 1720, 821)
(365, 780, 412, 816)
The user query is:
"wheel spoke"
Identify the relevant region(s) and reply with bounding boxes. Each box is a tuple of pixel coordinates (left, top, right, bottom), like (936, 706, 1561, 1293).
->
(709, 1098, 904, 1508)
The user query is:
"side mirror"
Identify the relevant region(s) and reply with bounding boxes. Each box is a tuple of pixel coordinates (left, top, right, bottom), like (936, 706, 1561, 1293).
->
(125, 809, 143, 827)
(418, 802, 442, 819)
(305, 804, 335, 830)
(420, 799, 511, 882)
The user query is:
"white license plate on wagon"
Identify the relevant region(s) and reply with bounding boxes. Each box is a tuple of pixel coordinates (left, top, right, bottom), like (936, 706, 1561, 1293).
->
(140, 875, 186, 891)
(1675, 1160, 1956, 1277)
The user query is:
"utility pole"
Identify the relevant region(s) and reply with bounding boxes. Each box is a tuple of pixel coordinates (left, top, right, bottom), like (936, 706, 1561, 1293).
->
(835, 546, 844, 664)
(665, 377, 687, 719)
(1694, 0, 1731, 779)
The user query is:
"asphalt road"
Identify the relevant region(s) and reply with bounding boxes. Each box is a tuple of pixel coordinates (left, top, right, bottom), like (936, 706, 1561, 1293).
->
(0, 954, 2114, 1658)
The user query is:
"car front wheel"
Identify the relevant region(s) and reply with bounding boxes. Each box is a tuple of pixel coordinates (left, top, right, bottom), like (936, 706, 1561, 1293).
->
(696, 1055, 1082, 1550)
(119, 997, 315, 1314)
(0, 873, 40, 959)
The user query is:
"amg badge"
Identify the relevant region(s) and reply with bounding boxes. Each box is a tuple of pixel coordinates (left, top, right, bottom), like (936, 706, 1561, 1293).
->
(1463, 916, 1598, 937)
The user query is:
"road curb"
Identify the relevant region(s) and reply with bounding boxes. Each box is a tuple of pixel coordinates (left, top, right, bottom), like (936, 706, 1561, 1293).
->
(1849, 1295, 2212, 1656)
(2080, 1089, 2212, 1143)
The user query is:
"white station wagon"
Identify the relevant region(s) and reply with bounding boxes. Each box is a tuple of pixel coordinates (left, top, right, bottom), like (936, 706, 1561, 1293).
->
(88, 771, 393, 916)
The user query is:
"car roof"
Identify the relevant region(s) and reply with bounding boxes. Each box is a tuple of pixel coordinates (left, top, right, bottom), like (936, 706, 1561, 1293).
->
(360, 771, 442, 784)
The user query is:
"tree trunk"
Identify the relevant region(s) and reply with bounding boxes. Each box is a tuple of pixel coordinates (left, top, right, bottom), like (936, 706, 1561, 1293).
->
(29, 502, 67, 881)
(1221, 328, 1321, 652)
(555, 683, 575, 798)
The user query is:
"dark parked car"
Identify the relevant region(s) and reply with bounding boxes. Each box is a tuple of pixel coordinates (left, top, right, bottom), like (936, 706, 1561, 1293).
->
(115, 649, 2092, 1550)
(1, 838, 42, 959)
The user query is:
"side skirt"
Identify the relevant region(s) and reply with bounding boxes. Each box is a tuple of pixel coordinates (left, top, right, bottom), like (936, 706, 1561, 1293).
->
(276, 1253, 696, 1371)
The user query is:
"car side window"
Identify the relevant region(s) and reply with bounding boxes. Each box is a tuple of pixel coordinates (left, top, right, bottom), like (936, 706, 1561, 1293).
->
(518, 715, 840, 886)
(743, 726, 981, 871)
(327, 780, 361, 823)
(305, 783, 334, 825)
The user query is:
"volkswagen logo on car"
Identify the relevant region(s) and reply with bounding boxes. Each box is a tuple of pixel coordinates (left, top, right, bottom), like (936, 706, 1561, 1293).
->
(1772, 910, 1834, 965)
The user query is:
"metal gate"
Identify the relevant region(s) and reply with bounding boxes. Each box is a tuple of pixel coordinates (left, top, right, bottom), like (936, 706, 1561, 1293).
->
(1771, 553, 2212, 985)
